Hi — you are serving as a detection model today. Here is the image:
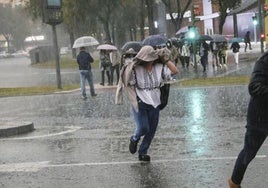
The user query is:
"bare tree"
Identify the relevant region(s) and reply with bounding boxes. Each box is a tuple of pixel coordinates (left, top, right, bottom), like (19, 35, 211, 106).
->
(210, 0, 241, 34)
(0, 4, 30, 52)
(161, 0, 192, 31)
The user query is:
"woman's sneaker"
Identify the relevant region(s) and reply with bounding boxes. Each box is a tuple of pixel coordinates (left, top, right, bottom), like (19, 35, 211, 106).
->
(129, 136, 138, 154)
(138, 154, 150, 162)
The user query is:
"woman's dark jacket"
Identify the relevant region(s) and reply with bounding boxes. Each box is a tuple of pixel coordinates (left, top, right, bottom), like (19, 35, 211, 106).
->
(246, 52, 268, 133)
(77, 51, 94, 70)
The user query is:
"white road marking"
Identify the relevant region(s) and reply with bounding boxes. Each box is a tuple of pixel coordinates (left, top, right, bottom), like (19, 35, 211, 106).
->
(0, 161, 50, 172)
(0, 155, 266, 172)
(0, 126, 81, 141)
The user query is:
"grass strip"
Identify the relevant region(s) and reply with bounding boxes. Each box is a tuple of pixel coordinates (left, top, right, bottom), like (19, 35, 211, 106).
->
(174, 75, 250, 87)
(0, 76, 250, 97)
(0, 85, 79, 97)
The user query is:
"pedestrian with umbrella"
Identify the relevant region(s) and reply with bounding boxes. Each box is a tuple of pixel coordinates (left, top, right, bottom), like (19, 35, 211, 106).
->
(121, 41, 141, 53)
(180, 42, 191, 70)
(121, 48, 138, 68)
(230, 41, 240, 64)
(97, 44, 118, 86)
(218, 42, 228, 68)
(199, 41, 210, 73)
(73, 36, 99, 99)
(110, 50, 120, 85)
(99, 49, 112, 86)
(76, 47, 97, 99)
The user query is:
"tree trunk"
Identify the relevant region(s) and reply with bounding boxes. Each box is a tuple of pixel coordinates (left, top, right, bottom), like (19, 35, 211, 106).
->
(139, 0, 145, 40)
(146, 0, 155, 35)
(104, 21, 111, 43)
(69, 31, 76, 59)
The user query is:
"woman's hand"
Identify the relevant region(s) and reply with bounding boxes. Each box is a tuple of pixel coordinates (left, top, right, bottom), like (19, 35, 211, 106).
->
(166, 60, 179, 75)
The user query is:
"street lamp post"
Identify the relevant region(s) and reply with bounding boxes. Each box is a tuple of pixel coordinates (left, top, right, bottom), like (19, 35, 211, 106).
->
(252, 14, 258, 43)
(258, 0, 265, 53)
(42, 0, 63, 89)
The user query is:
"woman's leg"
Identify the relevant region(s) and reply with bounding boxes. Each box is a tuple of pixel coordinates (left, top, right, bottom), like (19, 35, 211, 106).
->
(131, 105, 149, 142)
(138, 106, 160, 155)
(106, 70, 111, 85)
(231, 129, 266, 185)
(100, 70, 105, 85)
(234, 52, 239, 64)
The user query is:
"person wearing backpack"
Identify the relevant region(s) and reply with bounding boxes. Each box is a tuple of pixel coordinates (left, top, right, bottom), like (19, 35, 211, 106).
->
(230, 41, 240, 64)
(115, 45, 178, 162)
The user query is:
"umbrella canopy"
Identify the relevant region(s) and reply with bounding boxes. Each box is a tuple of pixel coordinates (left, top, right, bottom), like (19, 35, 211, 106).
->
(176, 26, 188, 35)
(142, 34, 168, 47)
(72, 36, 99, 48)
(169, 37, 183, 47)
(210, 34, 227, 42)
(97, 44, 118, 51)
(229, 37, 244, 43)
(121, 41, 141, 53)
(198, 35, 213, 41)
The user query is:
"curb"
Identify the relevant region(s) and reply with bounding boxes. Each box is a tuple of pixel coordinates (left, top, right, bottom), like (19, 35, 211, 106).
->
(0, 121, 34, 137)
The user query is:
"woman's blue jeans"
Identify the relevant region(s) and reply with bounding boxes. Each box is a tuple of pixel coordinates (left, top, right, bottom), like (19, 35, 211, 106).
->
(131, 100, 160, 155)
(231, 129, 267, 184)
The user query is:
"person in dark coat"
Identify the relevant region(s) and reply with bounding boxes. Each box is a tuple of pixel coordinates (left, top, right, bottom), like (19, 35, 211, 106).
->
(77, 47, 97, 99)
(199, 41, 209, 72)
(228, 52, 268, 188)
(99, 50, 112, 86)
(244, 31, 252, 52)
(230, 41, 240, 64)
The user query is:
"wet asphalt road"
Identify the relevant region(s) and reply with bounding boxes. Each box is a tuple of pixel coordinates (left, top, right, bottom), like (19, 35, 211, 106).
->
(1, 50, 268, 188)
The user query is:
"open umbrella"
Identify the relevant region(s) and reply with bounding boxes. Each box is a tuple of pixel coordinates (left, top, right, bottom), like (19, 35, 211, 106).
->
(97, 44, 118, 51)
(198, 35, 213, 41)
(142, 34, 168, 47)
(121, 41, 141, 52)
(72, 36, 99, 48)
(210, 34, 227, 42)
(175, 26, 188, 35)
(229, 37, 243, 43)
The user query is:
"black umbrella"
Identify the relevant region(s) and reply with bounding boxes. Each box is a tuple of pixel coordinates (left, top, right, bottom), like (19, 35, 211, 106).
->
(142, 34, 168, 47)
(198, 35, 213, 41)
(169, 37, 183, 47)
(121, 41, 142, 53)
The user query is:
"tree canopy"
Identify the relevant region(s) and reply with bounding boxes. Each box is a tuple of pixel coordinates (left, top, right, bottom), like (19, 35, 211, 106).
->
(0, 4, 31, 51)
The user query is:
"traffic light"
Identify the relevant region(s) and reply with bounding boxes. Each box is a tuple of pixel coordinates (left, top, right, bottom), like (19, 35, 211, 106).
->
(186, 26, 199, 40)
(261, 33, 265, 39)
(252, 15, 258, 25)
(191, 4, 201, 24)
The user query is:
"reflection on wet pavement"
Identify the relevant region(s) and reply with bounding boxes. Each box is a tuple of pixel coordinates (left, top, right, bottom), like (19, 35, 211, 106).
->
(1, 83, 268, 187)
